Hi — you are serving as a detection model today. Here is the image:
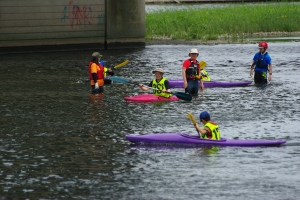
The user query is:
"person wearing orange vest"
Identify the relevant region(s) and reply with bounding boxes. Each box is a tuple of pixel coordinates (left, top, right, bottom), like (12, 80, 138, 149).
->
(194, 111, 221, 140)
(88, 52, 105, 94)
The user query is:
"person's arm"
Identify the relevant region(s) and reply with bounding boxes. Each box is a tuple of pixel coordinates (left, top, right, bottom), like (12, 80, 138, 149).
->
(92, 73, 98, 83)
(250, 53, 258, 77)
(138, 84, 149, 91)
(91, 63, 98, 83)
(182, 60, 190, 88)
(195, 123, 211, 136)
(182, 66, 188, 88)
(268, 64, 272, 81)
(138, 81, 152, 91)
(199, 79, 204, 90)
(106, 67, 114, 76)
(267, 55, 272, 81)
(250, 61, 255, 77)
(163, 80, 171, 93)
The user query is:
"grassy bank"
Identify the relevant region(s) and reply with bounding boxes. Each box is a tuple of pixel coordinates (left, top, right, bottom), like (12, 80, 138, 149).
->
(146, 2, 300, 42)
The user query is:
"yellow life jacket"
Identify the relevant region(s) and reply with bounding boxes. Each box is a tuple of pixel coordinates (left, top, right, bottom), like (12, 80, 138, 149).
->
(201, 70, 211, 81)
(104, 67, 108, 77)
(152, 78, 171, 98)
(201, 121, 220, 140)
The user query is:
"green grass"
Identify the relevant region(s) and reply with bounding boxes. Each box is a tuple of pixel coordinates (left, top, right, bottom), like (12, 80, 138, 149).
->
(146, 2, 300, 41)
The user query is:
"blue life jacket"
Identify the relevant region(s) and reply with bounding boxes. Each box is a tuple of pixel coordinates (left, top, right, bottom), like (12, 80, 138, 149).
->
(255, 53, 268, 72)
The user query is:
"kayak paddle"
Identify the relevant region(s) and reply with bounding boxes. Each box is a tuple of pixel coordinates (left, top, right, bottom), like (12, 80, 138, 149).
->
(200, 60, 207, 69)
(187, 112, 200, 136)
(110, 76, 192, 102)
(110, 76, 132, 84)
(114, 60, 129, 69)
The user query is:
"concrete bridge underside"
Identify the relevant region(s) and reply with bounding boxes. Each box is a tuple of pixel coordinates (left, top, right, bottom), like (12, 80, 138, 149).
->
(0, 0, 145, 52)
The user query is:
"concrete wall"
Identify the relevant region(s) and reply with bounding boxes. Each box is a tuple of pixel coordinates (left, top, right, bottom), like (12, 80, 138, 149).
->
(106, 0, 145, 48)
(0, 0, 145, 51)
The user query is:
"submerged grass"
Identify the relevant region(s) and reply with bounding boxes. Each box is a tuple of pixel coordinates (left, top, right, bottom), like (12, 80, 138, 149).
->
(146, 2, 300, 42)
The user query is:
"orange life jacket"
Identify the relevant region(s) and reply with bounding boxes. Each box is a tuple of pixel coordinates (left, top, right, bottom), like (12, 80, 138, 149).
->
(88, 61, 104, 86)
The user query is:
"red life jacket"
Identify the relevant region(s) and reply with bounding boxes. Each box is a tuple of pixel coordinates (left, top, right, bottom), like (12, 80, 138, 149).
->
(88, 61, 104, 80)
(186, 59, 200, 80)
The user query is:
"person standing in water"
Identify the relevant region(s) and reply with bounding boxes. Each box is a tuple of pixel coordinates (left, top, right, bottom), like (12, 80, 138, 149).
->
(182, 48, 204, 95)
(250, 42, 273, 84)
(88, 52, 105, 94)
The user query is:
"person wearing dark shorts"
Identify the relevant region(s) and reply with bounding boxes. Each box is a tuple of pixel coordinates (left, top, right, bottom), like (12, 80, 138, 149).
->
(250, 42, 273, 84)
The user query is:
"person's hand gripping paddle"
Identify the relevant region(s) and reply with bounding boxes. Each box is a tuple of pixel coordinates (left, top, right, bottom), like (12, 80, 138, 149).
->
(187, 112, 200, 137)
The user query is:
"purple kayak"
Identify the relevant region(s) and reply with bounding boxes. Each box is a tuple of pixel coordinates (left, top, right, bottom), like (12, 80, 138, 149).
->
(168, 80, 252, 88)
(126, 133, 286, 147)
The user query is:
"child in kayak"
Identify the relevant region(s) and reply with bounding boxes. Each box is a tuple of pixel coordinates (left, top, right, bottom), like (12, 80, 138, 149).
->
(138, 68, 172, 98)
(194, 111, 221, 140)
(99, 60, 114, 77)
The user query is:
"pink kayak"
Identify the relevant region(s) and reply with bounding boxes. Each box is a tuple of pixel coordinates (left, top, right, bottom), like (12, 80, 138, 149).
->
(124, 94, 179, 102)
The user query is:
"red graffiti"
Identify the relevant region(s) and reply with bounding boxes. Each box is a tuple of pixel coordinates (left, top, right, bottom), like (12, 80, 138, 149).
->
(61, 1, 102, 28)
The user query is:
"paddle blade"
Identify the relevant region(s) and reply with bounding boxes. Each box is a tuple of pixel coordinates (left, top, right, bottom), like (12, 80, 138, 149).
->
(188, 112, 201, 136)
(200, 60, 207, 69)
(114, 60, 129, 69)
(110, 76, 130, 84)
(173, 92, 192, 102)
(187, 112, 197, 125)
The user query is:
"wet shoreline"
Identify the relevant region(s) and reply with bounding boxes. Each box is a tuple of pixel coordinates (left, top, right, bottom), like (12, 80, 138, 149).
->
(145, 32, 300, 45)
(145, 0, 249, 3)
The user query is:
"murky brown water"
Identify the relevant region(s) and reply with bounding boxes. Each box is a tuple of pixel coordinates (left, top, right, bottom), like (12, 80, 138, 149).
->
(0, 41, 299, 199)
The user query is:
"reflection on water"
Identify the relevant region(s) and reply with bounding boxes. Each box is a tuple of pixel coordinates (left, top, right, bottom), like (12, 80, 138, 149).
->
(0, 42, 299, 199)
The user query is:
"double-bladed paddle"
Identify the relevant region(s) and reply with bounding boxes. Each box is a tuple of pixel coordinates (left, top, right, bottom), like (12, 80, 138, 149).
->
(114, 60, 129, 69)
(110, 76, 192, 102)
(187, 112, 201, 137)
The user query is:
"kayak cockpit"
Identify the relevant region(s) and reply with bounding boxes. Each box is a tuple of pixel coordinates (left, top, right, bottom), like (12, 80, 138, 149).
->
(180, 133, 226, 142)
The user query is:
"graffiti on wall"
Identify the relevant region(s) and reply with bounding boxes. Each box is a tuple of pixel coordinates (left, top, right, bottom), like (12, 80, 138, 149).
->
(61, 1, 104, 28)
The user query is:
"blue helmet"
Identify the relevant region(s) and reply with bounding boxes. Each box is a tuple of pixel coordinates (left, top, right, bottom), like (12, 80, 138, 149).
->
(199, 111, 210, 121)
(99, 60, 105, 66)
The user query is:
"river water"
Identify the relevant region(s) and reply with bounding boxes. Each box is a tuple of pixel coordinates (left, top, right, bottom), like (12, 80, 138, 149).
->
(1, 40, 300, 199)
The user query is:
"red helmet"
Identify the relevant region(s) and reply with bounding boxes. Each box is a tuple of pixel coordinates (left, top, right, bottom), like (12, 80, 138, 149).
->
(258, 42, 268, 49)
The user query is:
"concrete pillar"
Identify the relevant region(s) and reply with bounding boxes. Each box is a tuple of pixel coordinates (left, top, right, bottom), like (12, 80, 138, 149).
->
(106, 0, 145, 48)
